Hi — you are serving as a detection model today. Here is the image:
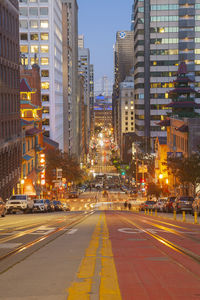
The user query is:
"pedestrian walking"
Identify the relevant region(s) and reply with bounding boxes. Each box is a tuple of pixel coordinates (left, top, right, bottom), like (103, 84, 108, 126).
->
(124, 201, 128, 209)
(128, 202, 132, 210)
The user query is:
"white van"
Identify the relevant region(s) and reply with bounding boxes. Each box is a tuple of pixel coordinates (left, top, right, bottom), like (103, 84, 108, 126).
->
(6, 195, 34, 214)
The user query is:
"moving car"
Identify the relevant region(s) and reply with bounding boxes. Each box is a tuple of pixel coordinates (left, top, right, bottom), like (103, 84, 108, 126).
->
(33, 199, 48, 213)
(6, 195, 34, 214)
(44, 199, 55, 212)
(53, 200, 63, 211)
(0, 198, 6, 217)
(173, 196, 194, 213)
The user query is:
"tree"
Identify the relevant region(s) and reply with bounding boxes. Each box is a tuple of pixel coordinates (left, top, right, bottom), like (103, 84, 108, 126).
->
(147, 183, 162, 199)
(167, 153, 200, 196)
(45, 149, 84, 185)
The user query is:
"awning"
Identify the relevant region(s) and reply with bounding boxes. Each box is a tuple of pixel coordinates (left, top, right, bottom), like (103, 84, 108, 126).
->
(26, 127, 43, 136)
(23, 154, 33, 161)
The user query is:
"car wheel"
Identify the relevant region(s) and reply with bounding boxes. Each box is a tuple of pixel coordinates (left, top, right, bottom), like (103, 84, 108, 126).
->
(1, 213, 5, 217)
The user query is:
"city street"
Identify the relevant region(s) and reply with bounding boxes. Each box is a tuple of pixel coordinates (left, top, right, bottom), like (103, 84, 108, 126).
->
(0, 208, 200, 299)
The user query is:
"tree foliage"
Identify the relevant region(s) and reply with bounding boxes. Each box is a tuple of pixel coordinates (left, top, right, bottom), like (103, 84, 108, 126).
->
(167, 153, 200, 195)
(45, 149, 84, 185)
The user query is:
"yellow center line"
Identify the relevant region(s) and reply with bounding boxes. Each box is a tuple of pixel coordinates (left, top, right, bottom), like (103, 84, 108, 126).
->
(67, 213, 122, 300)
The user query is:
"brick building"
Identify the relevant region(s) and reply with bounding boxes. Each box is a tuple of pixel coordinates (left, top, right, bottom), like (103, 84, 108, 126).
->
(0, 0, 21, 200)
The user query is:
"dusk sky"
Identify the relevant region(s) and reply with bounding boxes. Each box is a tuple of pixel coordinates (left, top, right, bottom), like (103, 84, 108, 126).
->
(78, 0, 133, 91)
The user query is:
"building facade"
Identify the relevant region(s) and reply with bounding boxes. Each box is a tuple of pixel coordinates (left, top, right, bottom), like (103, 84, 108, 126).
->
(133, 0, 200, 152)
(19, 0, 64, 149)
(113, 30, 134, 144)
(89, 64, 94, 135)
(62, 0, 79, 156)
(119, 77, 135, 155)
(78, 46, 91, 149)
(0, 0, 21, 200)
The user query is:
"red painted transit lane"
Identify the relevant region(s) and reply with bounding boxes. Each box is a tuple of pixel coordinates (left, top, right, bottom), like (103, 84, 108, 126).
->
(105, 211, 200, 300)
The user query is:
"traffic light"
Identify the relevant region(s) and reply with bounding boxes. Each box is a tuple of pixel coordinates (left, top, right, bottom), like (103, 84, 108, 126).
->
(140, 178, 145, 186)
(121, 171, 125, 176)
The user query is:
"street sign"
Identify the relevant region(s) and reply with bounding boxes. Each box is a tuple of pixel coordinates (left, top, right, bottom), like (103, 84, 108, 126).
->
(138, 165, 148, 173)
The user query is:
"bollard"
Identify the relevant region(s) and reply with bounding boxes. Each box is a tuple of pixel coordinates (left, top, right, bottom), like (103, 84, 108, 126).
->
(173, 210, 176, 221)
(151, 209, 153, 216)
(155, 209, 157, 217)
(144, 209, 146, 215)
(194, 211, 198, 224)
(182, 211, 186, 222)
(147, 209, 149, 215)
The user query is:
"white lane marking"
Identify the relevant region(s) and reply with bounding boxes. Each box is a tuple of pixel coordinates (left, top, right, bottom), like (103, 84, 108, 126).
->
(118, 227, 200, 235)
(30, 226, 55, 235)
(67, 229, 78, 235)
(118, 228, 143, 234)
(0, 231, 21, 236)
(0, 243, 22, 249)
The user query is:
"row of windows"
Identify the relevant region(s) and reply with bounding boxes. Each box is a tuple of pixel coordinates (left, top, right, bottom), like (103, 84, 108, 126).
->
(0, 65, 19, 89)
(151, 4, 178, 11)
(135, 60, 179, 69)
(20, 56, 49, 66)
(135, 71, 178, 79)
(125, 127, 134, 132)
(0, 34, 18, 63)
(135, 124, 165, 132)
(0, 120, 20, 140)
(124, 117, 134, 121)
(0, 94, 19, 114)
(151, 38, 178, 45)
(20, 44, 49, 53)
(20, 0, 48, 3)
(22, 137, 35, 155)
(20, 32, 48, 41)
(0, 4, 18, 36)
(20, 19, 48, 29)
(135, 104, 170, 110)
(151, 15, 178, 22)
(150, 49, 178, 55)
(20, 7, 48, 17)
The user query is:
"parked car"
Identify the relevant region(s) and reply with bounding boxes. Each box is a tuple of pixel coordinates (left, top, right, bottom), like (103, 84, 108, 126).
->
(192, 196, 200, 215)
(44, 199, 55, 212)
(173, 196, 194, 213)
(153, 197, 168, 212)
(33, 199, 48, 213)
(0, 198, 6, 217)
(163, 196, 176, 213)
(69, 191, 79, 199)
(140, 200, 156, 211)
(53, 200, 63, 211)
(62, 203, 70, 211)
(6, 195, 34, 214)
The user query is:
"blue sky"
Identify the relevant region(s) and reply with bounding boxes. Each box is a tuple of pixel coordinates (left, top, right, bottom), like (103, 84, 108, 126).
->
(78, 0, 133, 90)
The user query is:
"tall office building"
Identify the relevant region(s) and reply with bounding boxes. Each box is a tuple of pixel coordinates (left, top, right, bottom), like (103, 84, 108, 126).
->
(134, 0, 200, 151)
(62, 0, 79, 156)
(19, 0, 64, 149)
(89, 64, 95, 135)
(0, 0, 21, 199)
(113, 30, 134, 143)
(78, 46, 91, 150)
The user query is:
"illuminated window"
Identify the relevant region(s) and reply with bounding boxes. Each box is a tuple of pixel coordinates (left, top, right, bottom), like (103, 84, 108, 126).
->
(40, 33, 49, 40)
(20, 45, 28, 53)
(131, 106, 134, 110)
(41, 70, 49, 77)
(40, 45, 49, 53)
(30, 0, 38, 2)
(42, 106, 49, 114)
(41, 82, 49, 89)
(30, 45, 39, 53)
(21, 57, 28, 65)
(125, 106, 128, 110)
(41, 57, 49, 65)
(20, 7, 28, 16)
(42, 119, 50, 125)
(131, 101, 134, 104)
(30, 34, 39, 41)
(42, 95, 49, 102)
(40, 20, 48, 28)
(30, 20, 38, 28)
(30, 57, 39, 65)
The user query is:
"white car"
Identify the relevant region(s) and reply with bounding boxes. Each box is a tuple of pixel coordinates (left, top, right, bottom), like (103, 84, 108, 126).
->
(153, 197, 168, 212)
(33, 199, 48, 212)
(6, 195, 34, 214)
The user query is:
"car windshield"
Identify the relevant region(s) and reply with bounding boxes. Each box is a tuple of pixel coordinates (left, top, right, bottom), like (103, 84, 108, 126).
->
(180, 197, 194, 202)
(10, 195, 26, 200)
(34, 200, 43, 204)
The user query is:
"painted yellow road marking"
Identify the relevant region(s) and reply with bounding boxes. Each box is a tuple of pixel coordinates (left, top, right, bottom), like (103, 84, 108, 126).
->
(67, 213, 122, 300)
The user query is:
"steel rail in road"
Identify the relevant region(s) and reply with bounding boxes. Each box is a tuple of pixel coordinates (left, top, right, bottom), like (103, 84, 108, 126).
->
(0, 211, 94, 267)
(137, 216, 200, 244)
(116, 212, 200, 266)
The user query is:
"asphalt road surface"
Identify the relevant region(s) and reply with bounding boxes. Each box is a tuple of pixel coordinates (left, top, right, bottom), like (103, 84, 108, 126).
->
(0, 207, 200, 299)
